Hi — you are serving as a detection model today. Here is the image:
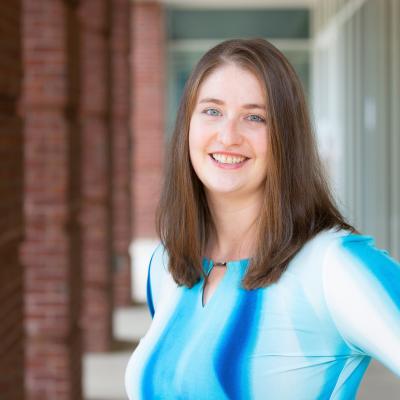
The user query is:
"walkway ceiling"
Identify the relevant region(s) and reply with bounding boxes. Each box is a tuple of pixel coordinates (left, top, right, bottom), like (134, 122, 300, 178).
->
(137, 0, 315, 9)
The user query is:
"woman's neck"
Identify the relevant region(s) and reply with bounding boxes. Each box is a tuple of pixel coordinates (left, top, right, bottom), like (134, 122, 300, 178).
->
(205, 192, 262, 261)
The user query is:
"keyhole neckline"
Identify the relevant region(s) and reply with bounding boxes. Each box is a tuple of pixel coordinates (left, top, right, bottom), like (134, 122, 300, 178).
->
(202, 256, 250, 265)
(201, 257, 249, 275)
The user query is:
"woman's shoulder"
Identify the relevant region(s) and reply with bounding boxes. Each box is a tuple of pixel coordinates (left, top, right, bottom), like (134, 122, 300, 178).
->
(284, 227, 399, 329)
(301, 227, 376, 258)
(285, 227, 379, 281)
(146, 243, 176, 317)
(149, 243, 169, 270)
(320, 228, 399, 282)
(290, 227, 347, 264)
(313, 227, 391, 266)
(148, 243, 171, 286)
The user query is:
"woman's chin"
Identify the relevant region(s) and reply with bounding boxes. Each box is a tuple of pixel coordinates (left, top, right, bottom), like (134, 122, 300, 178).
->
(204, 185, 247, 199)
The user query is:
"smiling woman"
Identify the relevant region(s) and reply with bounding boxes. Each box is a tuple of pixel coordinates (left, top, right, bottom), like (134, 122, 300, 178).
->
(125, 38, 400, 399)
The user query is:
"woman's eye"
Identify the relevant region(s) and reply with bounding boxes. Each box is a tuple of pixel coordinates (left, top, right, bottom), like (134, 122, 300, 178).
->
(202, 108, 221, 117)
(247, 114, 266, 123)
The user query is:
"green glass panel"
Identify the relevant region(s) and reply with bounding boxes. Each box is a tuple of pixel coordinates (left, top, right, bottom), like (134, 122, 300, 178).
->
(167, 8, 309, 40)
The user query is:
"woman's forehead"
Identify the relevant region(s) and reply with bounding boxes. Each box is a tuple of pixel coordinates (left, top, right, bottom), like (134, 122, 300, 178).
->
(196, 64, 266, 105)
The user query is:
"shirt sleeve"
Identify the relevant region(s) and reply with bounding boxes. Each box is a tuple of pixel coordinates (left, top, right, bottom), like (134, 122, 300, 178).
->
(146, 248, 157, 318)
(322, 234, 400, 376)
(146, 243, 169, 318)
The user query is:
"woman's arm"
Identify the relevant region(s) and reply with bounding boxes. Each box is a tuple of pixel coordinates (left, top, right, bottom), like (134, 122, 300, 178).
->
(322, 234, 400, 376)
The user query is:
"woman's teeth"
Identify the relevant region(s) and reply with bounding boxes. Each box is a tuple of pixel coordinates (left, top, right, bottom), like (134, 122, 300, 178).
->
(211, 153, 247, 164)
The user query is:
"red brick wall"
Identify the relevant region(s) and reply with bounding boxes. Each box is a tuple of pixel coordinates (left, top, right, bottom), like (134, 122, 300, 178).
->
(111, 0, 132, 307)
(78, 0, 114, 352)
(0, 5, 24, 400)
(131, 1, 165, 239)
(21, 0, 83, 399)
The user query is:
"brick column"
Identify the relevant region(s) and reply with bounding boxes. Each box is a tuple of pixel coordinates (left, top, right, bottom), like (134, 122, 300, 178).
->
(111, 0, 132, 307)
(0, 1, 24, 399)
(21, 0, 82, 399)
(130, 1, 165, 301)
(78, 0, 113, 351)
(131, 1, 165, 239)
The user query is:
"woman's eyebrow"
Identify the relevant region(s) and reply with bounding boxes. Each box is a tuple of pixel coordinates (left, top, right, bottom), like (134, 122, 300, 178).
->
(198, 97, 266, 109)
(198, 97, 224, 105)
(242, 103, 266, 110)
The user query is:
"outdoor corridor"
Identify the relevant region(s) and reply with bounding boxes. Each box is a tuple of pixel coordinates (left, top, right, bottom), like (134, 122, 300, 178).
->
(2, 0, 399, 398)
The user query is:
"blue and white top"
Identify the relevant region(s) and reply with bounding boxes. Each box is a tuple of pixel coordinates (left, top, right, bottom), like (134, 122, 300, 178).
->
(125, 228, 400, 399)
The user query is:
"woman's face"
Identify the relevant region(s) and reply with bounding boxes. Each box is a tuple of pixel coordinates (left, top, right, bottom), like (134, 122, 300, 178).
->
(189, 63, 269, 202)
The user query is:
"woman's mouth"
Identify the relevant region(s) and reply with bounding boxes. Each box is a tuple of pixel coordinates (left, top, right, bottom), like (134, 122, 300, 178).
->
(209, 153, 249, 169)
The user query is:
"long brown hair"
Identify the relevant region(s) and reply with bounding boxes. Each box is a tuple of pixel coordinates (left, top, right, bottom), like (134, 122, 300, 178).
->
(156, 38, 356, 290)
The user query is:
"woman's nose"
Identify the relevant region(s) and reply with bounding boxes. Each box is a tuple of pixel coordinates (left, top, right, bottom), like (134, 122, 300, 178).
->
(217, 118, 242, 146)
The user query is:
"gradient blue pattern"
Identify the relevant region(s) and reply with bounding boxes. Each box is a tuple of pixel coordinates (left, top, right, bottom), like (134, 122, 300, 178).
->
(214, 268, 262, 400)
(125, 229, 400, 399)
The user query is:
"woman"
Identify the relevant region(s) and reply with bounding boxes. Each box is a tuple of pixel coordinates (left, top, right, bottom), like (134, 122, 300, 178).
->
(125, 38, 400, 399)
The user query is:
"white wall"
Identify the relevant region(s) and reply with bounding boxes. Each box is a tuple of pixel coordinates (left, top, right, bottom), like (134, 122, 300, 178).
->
(312, 0, 400, 257)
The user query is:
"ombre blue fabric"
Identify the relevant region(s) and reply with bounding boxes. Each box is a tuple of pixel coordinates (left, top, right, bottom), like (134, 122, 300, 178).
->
(125, 228, 400, 399)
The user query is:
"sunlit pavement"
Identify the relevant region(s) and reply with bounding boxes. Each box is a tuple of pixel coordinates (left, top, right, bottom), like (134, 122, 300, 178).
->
(358, 361, 400, 399)
(83, 305, 150, 400)
(83, 305, 399, 400)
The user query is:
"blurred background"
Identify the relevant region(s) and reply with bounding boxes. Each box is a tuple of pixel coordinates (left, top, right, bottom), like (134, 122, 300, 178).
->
(0, 0, 399, 399)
